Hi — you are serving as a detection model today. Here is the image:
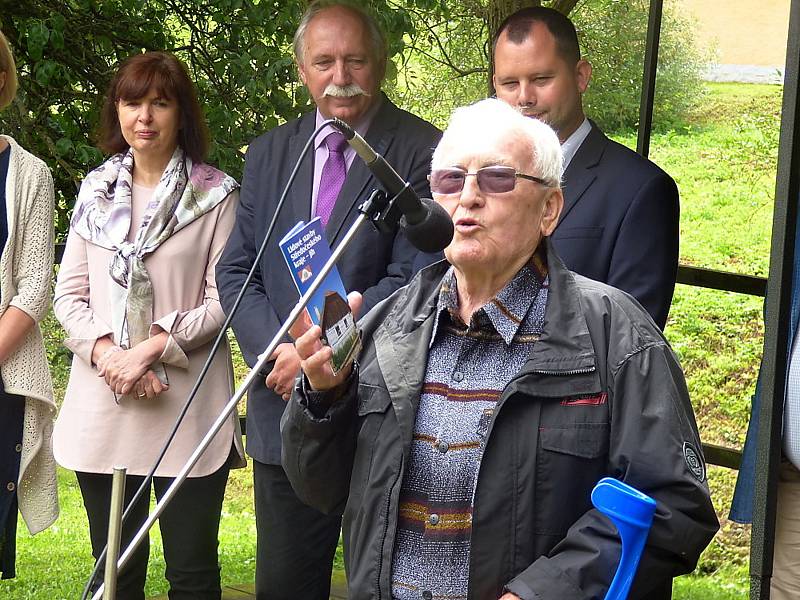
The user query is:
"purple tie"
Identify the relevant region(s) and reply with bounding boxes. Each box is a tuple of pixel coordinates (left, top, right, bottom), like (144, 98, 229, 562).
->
(316, 131, 348, 226)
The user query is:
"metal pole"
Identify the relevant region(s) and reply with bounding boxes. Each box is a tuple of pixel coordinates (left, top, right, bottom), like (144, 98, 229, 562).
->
(103, 467, 127, 600)
(750, 0, 800, 598)
(636, 0, 663, 159)
(90, 211, 372, 600)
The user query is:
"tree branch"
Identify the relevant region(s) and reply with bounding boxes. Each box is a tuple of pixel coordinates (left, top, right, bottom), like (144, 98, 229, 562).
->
(550, 0, 581, 15)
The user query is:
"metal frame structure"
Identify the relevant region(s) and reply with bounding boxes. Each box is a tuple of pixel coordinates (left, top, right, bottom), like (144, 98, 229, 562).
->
(750, 3, 800, 597)
(636, 0, 800, 597)
(637, 0, 663, 159)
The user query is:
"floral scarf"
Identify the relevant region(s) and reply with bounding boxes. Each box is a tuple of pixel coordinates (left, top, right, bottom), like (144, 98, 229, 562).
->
(71, 147, 238, 380)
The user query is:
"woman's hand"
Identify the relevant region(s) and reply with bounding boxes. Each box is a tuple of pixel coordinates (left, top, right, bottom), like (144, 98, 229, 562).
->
(92, 336, 120, 368)
(97, 345, 152, 395)
(133, 369, 169, 399)
(98, 333, 168, 395)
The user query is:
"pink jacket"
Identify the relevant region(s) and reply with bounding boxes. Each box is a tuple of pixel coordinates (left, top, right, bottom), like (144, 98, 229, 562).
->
(53, 190, 244, 477)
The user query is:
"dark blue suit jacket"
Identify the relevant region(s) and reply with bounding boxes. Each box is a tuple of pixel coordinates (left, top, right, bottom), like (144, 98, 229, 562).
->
(216, 96, 441, 464)
(551, 121, 679, 329)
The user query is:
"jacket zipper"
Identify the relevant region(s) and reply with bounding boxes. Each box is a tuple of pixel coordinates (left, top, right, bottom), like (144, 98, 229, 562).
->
(466, 364, 597, 594)
(529, 366, 595, 376)
(376, 454, 403, 600)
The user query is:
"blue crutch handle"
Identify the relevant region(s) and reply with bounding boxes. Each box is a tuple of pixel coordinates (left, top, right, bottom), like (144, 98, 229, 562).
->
(591, 477, 657, 600)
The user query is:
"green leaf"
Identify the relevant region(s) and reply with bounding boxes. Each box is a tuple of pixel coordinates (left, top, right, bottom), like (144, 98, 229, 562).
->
(26, 21, 50, 61)
(48, 13, 67, 33)
(55, 137, 74, 157)
(35, 60, 58, 86)
(28, 21, 50, 46)
(49, 29, 65, 50)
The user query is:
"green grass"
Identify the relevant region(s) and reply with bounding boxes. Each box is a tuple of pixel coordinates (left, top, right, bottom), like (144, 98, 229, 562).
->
(4, 82, 782, 598)
(3, 466, 258, 599)
(673, 565, 750, 600)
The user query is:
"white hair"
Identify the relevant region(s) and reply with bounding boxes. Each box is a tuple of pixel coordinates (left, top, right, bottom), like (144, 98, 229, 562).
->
(293, 1, 387, 67)
(432, 98, 563, 188)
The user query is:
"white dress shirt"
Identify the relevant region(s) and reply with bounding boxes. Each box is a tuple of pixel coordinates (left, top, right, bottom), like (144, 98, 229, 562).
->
(561, 117, 592, 173)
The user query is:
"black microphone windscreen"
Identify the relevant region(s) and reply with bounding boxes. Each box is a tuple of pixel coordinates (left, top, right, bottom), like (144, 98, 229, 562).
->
(400, 198, 454, 253)
(331, 117, 355, 140)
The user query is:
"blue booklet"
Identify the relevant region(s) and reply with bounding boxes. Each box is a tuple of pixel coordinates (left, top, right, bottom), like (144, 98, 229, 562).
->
(279, 217, 360, 374)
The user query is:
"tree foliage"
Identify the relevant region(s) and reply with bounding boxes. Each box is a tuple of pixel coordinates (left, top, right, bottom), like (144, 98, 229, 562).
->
(0, 0, 705, 238)
(394, 0, 705, 132)
(2, 0, 169, 234)
(0, 0, 428, 234)
(575, 0, 708, 132)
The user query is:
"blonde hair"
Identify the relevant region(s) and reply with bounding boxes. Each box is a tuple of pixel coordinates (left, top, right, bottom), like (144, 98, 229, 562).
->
(0, 30, 18, 110)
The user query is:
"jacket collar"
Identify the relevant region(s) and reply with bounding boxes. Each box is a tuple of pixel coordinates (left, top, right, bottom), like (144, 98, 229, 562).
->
(557, 120, 608, 227)
(385, 239, 598, 375)
(374, 239, 601, 442)
(531, 239, 596, 367)
(371, 261, 442, 448)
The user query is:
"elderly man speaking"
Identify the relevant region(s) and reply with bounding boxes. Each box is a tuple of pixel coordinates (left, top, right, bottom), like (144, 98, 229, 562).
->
(282, 99, 717, 600)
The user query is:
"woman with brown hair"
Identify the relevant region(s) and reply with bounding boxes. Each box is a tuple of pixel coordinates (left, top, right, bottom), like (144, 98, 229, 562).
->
(53, 51, 244, 599)
(0, 30, 58, 580)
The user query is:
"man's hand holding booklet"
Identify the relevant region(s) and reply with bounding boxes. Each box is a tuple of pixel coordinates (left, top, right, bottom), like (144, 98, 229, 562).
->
(279, 217, 361, 375)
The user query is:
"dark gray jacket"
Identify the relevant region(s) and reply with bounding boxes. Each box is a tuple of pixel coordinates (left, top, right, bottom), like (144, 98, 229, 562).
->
(281, 240, 718, 600)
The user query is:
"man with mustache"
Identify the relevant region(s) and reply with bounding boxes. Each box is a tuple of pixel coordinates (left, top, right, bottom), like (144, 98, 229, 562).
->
(216, 1, 440, 598)
(492, 7, 679, 329)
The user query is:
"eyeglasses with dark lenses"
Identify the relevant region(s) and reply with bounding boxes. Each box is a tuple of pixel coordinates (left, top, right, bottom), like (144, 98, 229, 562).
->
(428, 166, 551, 195)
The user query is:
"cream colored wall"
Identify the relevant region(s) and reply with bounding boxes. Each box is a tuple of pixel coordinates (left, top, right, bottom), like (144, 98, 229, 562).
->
(681, 0, 790, 66)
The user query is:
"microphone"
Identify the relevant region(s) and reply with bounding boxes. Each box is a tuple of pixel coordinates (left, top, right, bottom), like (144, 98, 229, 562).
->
(330, 118, 453, 253)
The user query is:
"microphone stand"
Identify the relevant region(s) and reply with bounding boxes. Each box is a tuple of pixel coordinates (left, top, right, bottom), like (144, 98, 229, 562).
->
(90, 188, 394, 600)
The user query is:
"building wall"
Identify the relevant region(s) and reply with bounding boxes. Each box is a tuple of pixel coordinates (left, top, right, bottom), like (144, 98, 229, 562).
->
(680, 0, 789, 82)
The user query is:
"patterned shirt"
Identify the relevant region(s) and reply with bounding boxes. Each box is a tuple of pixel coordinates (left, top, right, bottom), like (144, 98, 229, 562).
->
(391, 248, 549, 600)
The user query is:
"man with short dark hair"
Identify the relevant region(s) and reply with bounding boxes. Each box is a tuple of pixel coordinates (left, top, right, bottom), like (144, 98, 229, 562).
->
(216, 2, 440, 598)
(492, 7, 679, 329)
